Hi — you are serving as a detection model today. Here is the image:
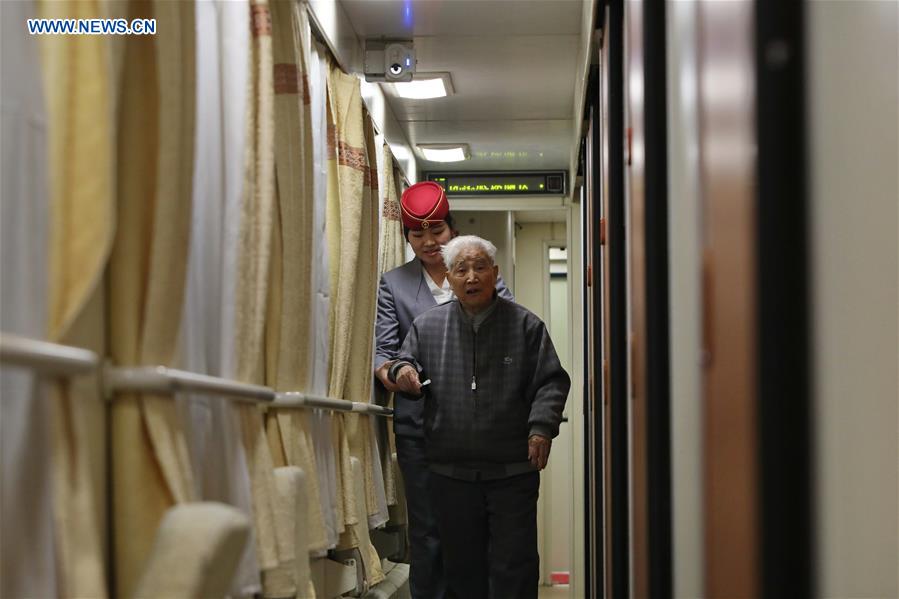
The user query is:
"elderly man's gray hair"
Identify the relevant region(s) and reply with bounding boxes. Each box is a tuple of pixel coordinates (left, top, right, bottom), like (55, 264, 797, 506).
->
(441, 235, 498, 269)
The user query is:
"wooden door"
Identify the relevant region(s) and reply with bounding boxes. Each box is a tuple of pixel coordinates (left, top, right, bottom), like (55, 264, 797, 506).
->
(697, 2, 759, 596)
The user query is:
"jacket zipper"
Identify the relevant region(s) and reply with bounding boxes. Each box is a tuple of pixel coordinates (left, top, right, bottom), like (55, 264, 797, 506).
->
(470, 326, 478, 461)
(471, 328, 478, 393)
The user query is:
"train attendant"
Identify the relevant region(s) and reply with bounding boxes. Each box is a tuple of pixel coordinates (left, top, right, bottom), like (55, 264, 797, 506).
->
(374, 183, 513, 599)
(389, 235, 570, 599)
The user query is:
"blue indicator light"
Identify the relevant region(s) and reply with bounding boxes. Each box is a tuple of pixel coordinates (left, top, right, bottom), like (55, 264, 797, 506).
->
(403, 1, 413, 27)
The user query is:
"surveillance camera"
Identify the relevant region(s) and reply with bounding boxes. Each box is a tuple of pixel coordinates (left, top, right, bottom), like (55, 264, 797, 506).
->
(363, 40, 416, 82)
(385, 42, 416, 82)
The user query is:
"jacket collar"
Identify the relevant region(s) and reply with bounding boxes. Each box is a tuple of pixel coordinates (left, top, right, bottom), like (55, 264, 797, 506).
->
(401, 257, 433, 304)
(453, 292, 501, 325)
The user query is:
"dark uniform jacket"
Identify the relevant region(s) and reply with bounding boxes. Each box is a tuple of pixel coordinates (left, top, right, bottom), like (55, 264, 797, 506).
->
(374, 258, 512, 437)
(396, 297, 570, 467)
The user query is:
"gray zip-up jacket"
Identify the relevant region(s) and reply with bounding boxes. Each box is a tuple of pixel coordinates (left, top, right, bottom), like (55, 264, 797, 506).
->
(374, 258, 513, 437)
(397, 297, 570, 465)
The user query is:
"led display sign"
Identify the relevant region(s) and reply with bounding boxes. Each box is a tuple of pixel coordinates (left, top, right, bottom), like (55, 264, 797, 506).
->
(425, 171, 566, 196)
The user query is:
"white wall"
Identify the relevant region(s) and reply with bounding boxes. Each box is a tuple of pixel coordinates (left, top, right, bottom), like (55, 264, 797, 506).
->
(452, 211, 514, 290)
(568, 0, 598, 180)
(513, 220, 574, 588)
(514, 222, 567, 313)
(808, 3, 899, 596)
(666, 2, 705, 596)
(567, 201, 586, 599)
(547, 273, 572, 581)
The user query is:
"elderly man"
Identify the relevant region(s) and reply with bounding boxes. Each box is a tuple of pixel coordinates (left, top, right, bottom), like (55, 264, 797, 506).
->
(374, 182, 514, 599)
(388, 235, 570, 599)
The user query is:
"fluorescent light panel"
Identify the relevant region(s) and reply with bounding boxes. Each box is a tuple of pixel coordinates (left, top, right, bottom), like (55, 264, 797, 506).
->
(418, 144, 469, 163)
(392, 73, 454, 99)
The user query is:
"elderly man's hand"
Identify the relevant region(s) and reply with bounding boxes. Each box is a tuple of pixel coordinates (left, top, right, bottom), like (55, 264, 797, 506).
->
(394, 365, 422, 396)
(528, 434, 552, 470)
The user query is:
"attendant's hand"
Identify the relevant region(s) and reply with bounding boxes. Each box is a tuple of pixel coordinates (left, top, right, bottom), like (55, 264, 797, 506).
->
(375, 362, 401, 393)
(394, 365, 422, 396)
(528, 435, 552, 470)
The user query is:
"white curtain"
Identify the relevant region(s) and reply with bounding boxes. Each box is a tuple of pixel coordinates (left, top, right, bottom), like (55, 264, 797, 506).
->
(0, 3, 56, 595)
(367, 417, 390, 528)
(307, 36, 340, 551)
(179, 1, 260, 596)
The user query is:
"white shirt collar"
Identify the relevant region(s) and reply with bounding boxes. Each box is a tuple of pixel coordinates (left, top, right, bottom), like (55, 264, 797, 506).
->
(423, 266, 454, 304)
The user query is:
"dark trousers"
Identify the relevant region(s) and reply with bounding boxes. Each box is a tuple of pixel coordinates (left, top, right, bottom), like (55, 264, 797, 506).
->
(429, 471, 540, 599)
(395, 435, 446, 599)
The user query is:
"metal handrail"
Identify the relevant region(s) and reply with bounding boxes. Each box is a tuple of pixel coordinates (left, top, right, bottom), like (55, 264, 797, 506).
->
(104, 365, 276, 404)
(0, 333, 391, 417)
(0, 333, 99, 375)
(273, 392, 393, 416)
(103, 366, 392, 416)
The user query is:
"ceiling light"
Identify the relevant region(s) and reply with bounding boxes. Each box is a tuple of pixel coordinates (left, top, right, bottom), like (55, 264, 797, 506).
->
(418, 144, 470, 163)
(392, 73, 454, 99)
(389, 144, 412, 162)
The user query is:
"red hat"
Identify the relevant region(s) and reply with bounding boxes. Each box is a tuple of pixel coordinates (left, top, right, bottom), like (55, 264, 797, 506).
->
(400, 181, 449, 230)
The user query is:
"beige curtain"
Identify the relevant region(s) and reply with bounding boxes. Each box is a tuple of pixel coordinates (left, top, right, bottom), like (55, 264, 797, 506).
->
(326, 66, 385, 585)
(108, 0, 197, 596)
(265, 0, 328, 565)
(36, 0, 114, 595)
(379, 145, 406, 276)
(376, 146, 408, 508)
(232, 0, 292, 585)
